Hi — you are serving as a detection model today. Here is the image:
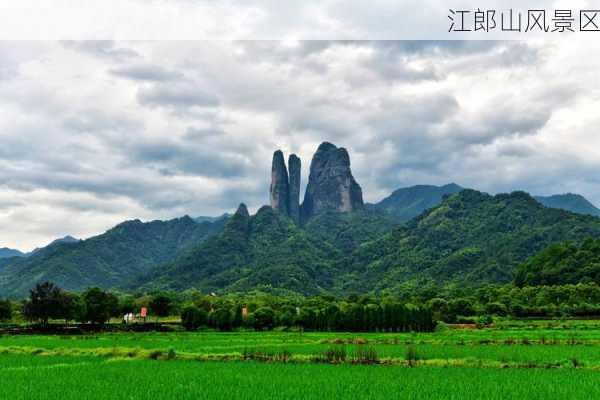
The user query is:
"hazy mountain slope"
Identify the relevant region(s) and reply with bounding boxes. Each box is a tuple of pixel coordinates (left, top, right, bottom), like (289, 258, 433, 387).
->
(194, 213, 230, 224)
(0, 248, 25, 259)
(535, 193, 600, 217)
(0, 216, 225, 297)
(28, 236, 79, 256)
(371, 183, 463, 222)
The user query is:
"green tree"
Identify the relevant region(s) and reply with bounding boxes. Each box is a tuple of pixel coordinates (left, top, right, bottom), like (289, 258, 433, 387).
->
(181, 306, 207, 331)
(81, 287, 119, 324)
(232, 304, 244, 328)
(149, 294, 173, 320)
(210, 306, 232, 331)
(251, 306, 275, 330)
(0, 299, 12, 322)
(22, 282, 64, 325)
(58, 291, 84, 325)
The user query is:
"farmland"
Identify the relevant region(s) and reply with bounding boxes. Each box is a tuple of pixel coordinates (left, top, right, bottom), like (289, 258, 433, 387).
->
(1, 320, 600, 399)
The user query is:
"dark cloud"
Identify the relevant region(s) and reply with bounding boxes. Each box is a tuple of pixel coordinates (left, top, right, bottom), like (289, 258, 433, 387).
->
(109, 64, 183, 81)
(137, 82, 219, 108)
(61, 40, 139, 61)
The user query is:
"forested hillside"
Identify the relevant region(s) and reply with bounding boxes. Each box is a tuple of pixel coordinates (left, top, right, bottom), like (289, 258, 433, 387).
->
(339, 190, 600, 294)
(515, 238, 600, 286)
(0, 216, 225, 297)
(143, 205, 392, 294)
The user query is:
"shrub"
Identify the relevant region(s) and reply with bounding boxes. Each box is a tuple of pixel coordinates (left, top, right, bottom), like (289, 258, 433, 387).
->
(476, 315, 493, 327)
(353, 345, 378, 364)
(405, 346, 420, 367)
(484, 302, 508, 316)
(322, 346, 346, 363)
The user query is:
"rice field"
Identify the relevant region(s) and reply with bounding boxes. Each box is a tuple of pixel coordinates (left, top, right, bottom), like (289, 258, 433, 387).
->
(1, 320, 600, 398)
(1, 355, 599, 399)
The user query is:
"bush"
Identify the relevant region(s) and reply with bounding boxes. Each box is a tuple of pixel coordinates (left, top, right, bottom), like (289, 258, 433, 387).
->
(322, 346, 346, 363)
(181, 306, 207, 331)
(484, 302, 508, 316)
(406, 346, 420, 367)
(476, 315, 494, 327)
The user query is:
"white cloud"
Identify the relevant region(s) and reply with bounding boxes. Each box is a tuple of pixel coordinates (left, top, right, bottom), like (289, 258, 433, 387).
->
(1, 39, 600, 250)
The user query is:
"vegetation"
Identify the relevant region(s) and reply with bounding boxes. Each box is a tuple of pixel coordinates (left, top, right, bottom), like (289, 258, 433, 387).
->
(3, 189, 600, 298)
(145, 206, 391, 295)
(535, 193, 600, 217)
(344, 190, 600, 293)
(2, 354, 600, 399)
(515, 238, 600, 286)
(1, 321, 600, 398)
(0, 216, 225, 297)
(369, 183, 463, 222)
(0, 298, 12, 321)
(137, 190, 600, 295)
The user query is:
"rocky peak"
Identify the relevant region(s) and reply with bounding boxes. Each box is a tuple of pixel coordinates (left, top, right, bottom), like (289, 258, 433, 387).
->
(269, 150, 289, 216)
(224, 203, 250, 238)
(301, 142, 363, 222)
(288, 154, 301, 224)
(235, 203, 249, 218)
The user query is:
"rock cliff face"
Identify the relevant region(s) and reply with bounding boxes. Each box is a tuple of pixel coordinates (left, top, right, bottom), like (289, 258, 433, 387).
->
(288, 154, 301, 224)
(301, 142, 363, 222)
(269, 142, 362, 224)
(269, 150, 289, 216)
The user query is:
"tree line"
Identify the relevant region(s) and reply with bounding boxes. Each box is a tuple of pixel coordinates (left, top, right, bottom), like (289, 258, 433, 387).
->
(3, 281, 600, 329)
(0, 282, 436, 332)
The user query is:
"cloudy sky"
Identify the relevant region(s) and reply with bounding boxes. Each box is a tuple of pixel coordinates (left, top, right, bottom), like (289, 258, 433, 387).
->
(1, 39, 600, 251)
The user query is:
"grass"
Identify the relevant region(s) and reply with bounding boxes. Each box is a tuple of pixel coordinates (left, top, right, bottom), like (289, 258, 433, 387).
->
(1, 320, 600, 398)
(0, 355, 599, 399)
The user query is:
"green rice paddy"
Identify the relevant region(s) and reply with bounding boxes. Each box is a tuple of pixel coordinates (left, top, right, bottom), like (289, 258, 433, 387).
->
(1, 320, 599, 399)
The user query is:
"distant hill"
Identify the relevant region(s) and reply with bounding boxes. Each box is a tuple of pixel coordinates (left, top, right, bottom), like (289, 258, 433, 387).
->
(534, 193, 600, 217)
(194, 213, 230, 224)
(28, 235, 79, 256)
(0, 248, 25, 259)
(340, 190, 600, 293)
(0, 216, 226, 297)
(370, 183, 463, 222)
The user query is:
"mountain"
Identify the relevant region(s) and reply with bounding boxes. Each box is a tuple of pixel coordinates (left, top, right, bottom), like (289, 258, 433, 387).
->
(142, 202, 392, 294)
(0, 216, 226, 297)
(143, 142, 383, 294)
(269, 142, 363, 224)
(194, 214, 230, 224)
(0, 248, 25, 259)
(145, 189, 600, 295)
(339, 190, 600, 293)
(28, 235, 79, 256)
(515, 239, 600, 287)
(370, 183, 463, 222)
(534, 193, 600, 217)
(300, 142, 363, 222)
(5, 141, 600, 297)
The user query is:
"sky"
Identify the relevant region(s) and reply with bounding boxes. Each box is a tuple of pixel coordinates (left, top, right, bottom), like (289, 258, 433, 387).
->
(2, 39, 600, 251)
